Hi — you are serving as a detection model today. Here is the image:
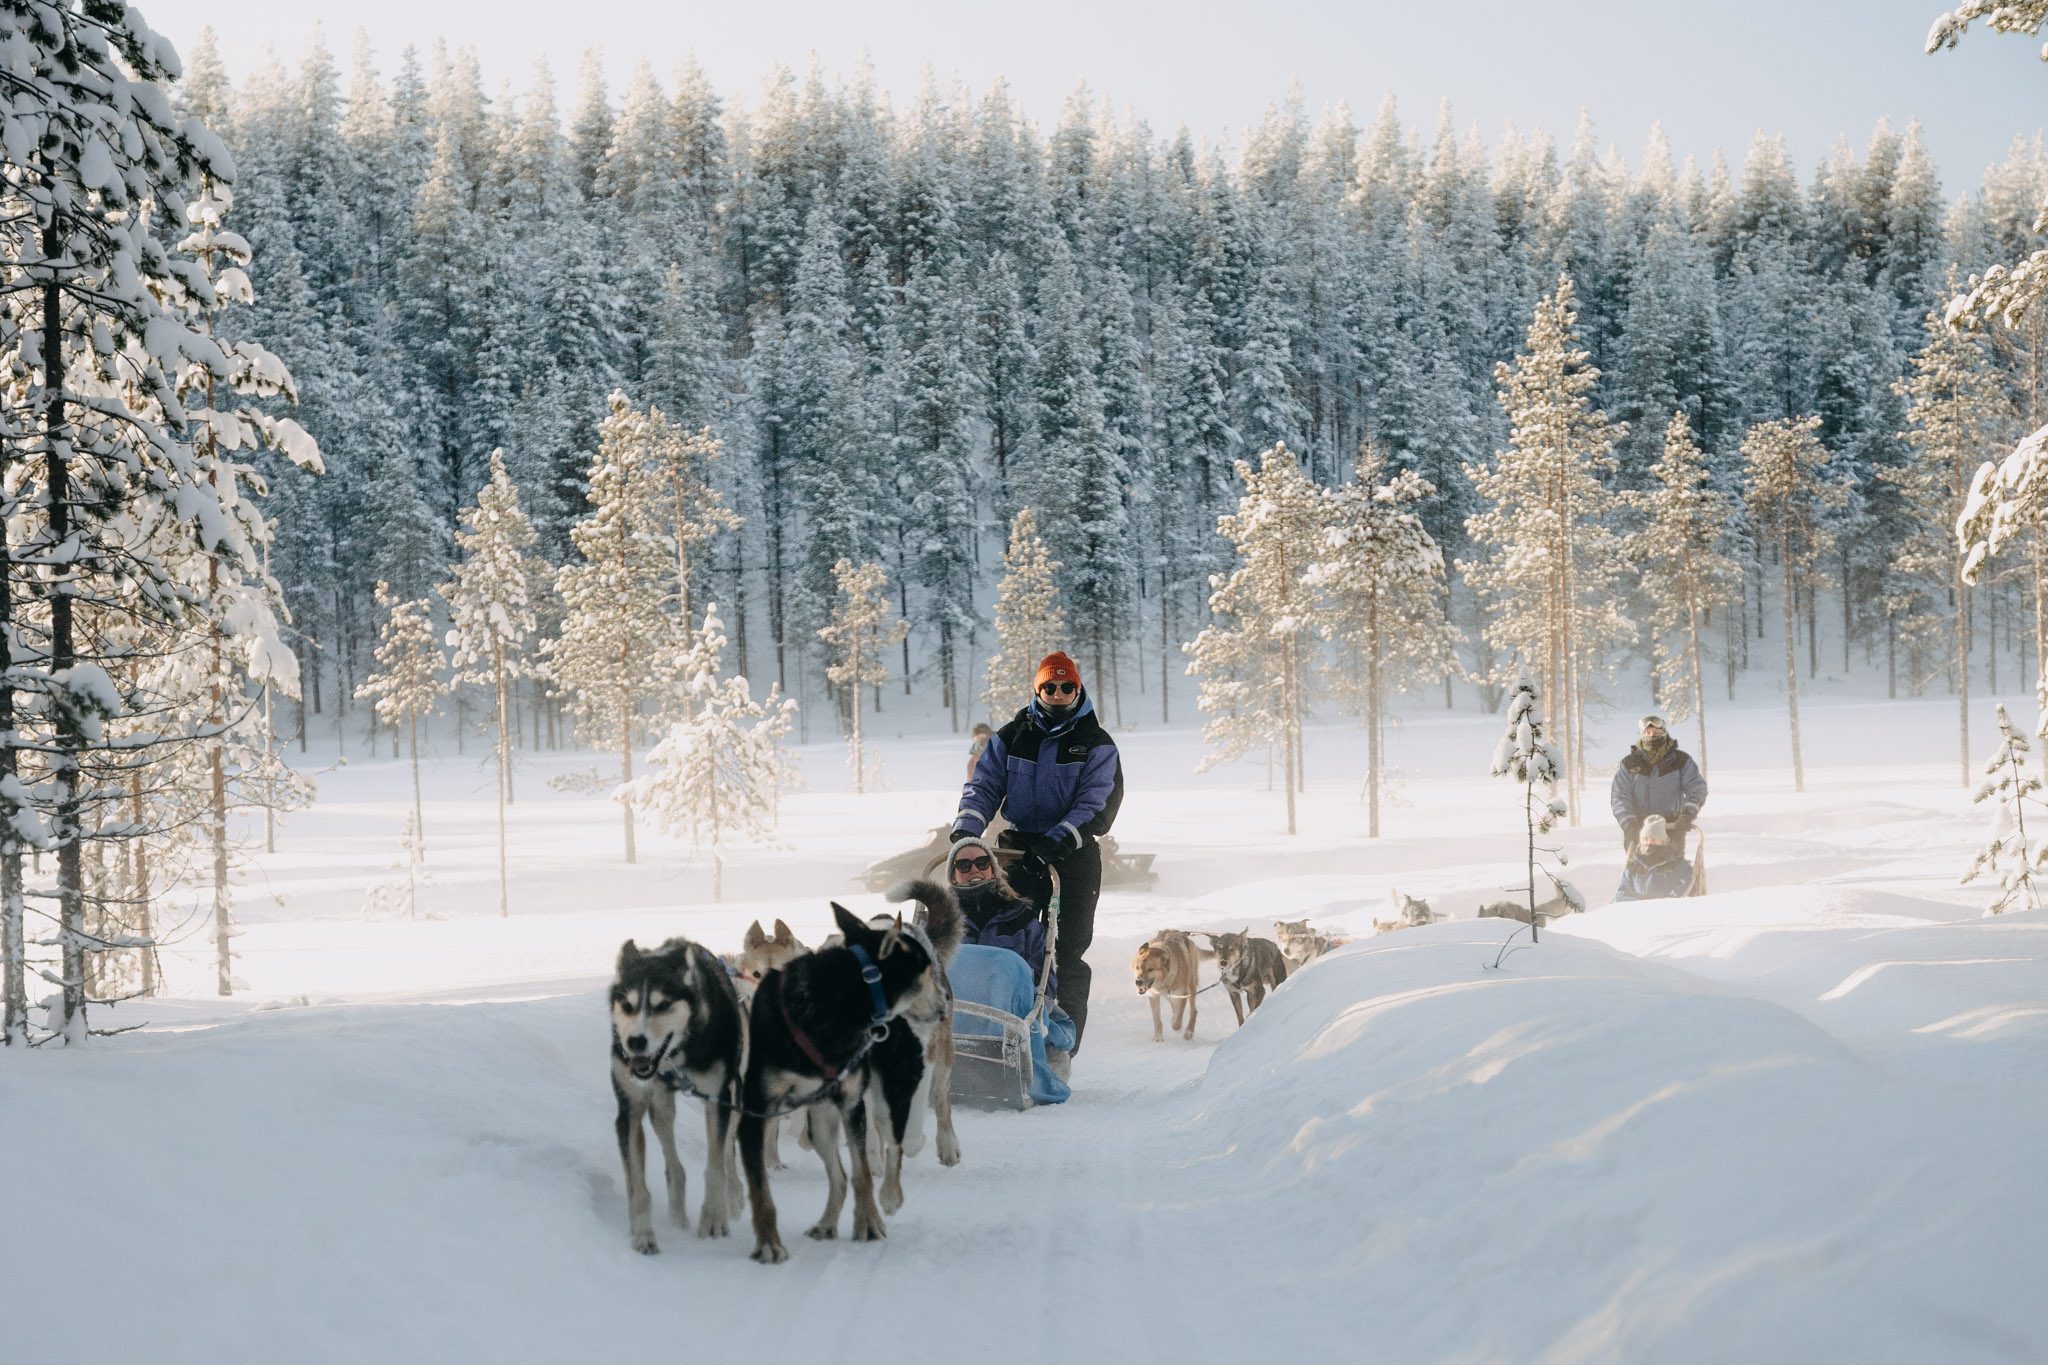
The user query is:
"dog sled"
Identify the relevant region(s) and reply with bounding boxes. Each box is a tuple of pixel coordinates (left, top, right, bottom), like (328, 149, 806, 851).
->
(947, 858, 1075, 1110)
(1613, 816, 1707, 902)
(860, 823, 1157, 892)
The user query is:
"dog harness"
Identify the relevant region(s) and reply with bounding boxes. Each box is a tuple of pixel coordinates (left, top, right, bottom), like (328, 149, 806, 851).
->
(779, 944, 894, 1083)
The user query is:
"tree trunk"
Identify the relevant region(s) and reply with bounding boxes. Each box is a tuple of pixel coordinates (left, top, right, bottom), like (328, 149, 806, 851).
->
(211, 559, 232, 996)
(620, 677, 637, 865)
(0, 442, 20, 1042)
(45, 268, 88, 1035)
(409, 707, 425, 862)
(1782, 528, 1804, 794)
(1956, 561, 1970, 789)
(1282, 635, 1298, 836)
(1367, 600, 1382, 839)
(131, 774, 154, 998)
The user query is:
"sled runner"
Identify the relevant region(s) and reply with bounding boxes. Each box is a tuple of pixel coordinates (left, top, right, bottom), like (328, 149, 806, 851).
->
(1613, 817, 1707, 902)
(947, 860, 1074, 1110)
(860, 824, 1157, 892)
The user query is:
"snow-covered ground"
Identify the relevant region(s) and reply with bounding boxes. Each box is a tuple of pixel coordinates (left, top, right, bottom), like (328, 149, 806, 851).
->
(9, 692, 2047, 1362)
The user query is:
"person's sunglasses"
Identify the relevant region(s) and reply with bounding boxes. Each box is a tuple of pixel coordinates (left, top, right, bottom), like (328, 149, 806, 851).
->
(1038, 680, 1077, 697)
(951, 855, 993, 874)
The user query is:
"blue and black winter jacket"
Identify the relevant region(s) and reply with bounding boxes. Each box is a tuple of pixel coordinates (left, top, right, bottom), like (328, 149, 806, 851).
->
(953, 690, 1123, 853)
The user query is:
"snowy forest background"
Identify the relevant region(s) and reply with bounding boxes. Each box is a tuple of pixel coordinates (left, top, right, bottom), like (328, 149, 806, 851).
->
(194, 34, 2047, 742)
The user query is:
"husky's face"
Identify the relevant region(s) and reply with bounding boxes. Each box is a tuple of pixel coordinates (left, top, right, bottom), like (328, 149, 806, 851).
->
(611, 941, 695, 1082)
(1211, 931, 1247, 973)
(1133, 941, 1173, 995)
(737, 918, 808, 986)
(1274, 919, 1313, 953)
(1400, 894, 1434, 925)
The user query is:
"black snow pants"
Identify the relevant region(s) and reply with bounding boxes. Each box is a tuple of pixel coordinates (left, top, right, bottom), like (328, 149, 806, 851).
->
(1000, 834, 1101, 1053)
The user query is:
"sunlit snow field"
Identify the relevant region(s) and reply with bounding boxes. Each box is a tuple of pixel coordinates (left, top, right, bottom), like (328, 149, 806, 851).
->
(9, 688, 2047, 1363)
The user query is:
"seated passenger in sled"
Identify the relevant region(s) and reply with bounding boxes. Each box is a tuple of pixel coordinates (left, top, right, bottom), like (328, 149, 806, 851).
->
(942, 834, 1076, 1107)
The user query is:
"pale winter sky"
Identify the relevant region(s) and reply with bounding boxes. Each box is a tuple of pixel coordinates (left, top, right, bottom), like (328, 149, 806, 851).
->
(139, 0, 2044, 187)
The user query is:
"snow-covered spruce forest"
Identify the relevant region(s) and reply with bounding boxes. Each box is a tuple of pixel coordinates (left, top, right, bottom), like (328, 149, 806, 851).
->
(5, 5, 2048, 1044)
(199, 35, 2046, 749)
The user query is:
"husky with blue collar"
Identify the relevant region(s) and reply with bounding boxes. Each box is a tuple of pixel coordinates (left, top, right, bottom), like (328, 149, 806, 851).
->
(738, 880, 962, 1264)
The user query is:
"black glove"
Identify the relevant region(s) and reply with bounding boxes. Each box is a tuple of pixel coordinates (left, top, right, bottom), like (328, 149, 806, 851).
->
(1025, 831, 1073, 865)
(1621, 820, 1641, 851)
(1669, 809, 1695, 836)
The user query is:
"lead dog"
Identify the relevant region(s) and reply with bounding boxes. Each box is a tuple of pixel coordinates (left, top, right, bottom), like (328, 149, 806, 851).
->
(609, 936, 745, 1254)
(1199, 929, 1289, 1024)
(738, 881, 962, 1264)
(1134, 929, 1210, 1041)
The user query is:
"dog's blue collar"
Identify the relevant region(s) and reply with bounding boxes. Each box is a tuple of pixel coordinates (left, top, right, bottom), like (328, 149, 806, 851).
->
(846, 944, 892, 1041)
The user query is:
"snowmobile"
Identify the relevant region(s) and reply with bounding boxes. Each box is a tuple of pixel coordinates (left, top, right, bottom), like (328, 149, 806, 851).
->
(857, 820, 1157, 892)
(1612, 814, 1707, 901)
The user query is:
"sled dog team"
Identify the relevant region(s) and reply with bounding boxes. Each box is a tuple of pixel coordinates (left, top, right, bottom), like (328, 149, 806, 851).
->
(608, 882, 1365, 1263)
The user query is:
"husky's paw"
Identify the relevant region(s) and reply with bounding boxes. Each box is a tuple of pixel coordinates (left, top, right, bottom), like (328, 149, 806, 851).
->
(751, 1239, 788, 1265)
(851, 1214, 887, 1243)
(1182, 1026, 1196, 1040)
(806, 1221, 838, 1241)
(937, 1129, 961, 1167)
(632, 1231, 660, 1255)
(697, 1208, 730, 1239)
(902, 1126, 926, 1158)
(880, 1182, 904, 1216)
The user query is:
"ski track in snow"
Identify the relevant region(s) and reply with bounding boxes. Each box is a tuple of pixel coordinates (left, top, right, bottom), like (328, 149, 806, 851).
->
(9, 695, 2048, 1362)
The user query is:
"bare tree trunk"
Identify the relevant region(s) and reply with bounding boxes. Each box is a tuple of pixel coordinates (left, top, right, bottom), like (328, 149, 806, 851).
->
(1367, 600, 1382, 839)
(210, 559, 233, 996)
(1282, 635, 1298, 836)
(131, 774, 154, 997)
(1957, 563, 1970, 789)
(408, 707, 425, 863)
(1782, 532, 1804, 793)
(1686, 573, 1708, 773)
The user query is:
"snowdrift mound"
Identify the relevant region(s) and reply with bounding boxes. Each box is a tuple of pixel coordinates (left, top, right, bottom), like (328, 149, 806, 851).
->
(1178, 925, 2045, 1363)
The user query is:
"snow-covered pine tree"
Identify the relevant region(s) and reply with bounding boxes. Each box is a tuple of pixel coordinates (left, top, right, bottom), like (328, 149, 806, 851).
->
(984, 508, 1069, 720)
(636, 399, 740, 657)
(1888, 302, 2016, 784)
(1962, 701, 2048, 915)
(1940, 7, 2048, 591)
(1459, 274, 1629, 821)
(818, 559, 907, 794)
(1310, 446, 1457, 837)
(1185, 443, 1324, 835)
(622, 603, 796, 900)
(1625, 411, 1742, 770)
(0, 11, 321, 1036)
(1742, 416, 1843, 793)
(550, 398, 677, 862)
(357, 583, 444, 862)
(1488, 673, 1579, 944)
(441, 450, 539, 914)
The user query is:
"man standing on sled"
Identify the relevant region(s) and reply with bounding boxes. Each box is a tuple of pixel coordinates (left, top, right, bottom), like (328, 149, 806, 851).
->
(952, 651, 1122, 1063)
(1610, 713, 1707, 854)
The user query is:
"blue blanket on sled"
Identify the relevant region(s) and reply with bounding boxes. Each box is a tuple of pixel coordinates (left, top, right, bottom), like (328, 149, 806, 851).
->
(949, 943, 1075, 1105)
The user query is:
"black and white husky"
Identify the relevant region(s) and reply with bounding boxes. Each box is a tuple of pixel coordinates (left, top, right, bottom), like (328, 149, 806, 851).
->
(609, 936, 745, 1254)
(738, 880, 962, 1264)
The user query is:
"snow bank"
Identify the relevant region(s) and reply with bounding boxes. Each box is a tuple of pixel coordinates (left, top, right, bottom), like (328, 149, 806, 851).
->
(1178, 922, 2047, 1362)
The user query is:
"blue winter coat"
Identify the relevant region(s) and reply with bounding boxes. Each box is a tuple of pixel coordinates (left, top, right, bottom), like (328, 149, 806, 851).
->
(954, 690, 1123, 853)
(948, 945, 1074, 1105)
(1609, 741, 1708, 831)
